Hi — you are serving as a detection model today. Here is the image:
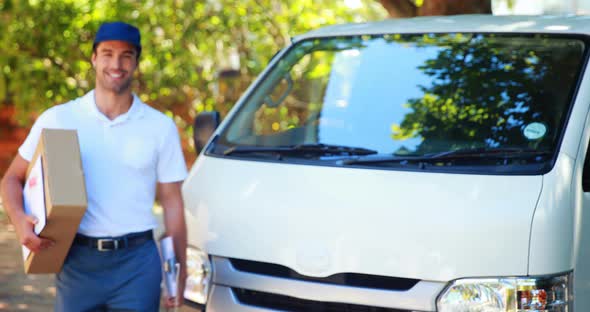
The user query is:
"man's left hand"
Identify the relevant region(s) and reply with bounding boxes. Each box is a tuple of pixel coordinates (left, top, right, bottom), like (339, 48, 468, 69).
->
(164, 269, 187, 308)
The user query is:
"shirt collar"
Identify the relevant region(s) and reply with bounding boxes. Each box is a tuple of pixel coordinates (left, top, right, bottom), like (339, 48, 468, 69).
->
(82, 90, 145, 124)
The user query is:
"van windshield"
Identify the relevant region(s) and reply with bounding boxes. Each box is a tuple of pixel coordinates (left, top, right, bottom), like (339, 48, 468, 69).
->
(213, 33, 587, 174)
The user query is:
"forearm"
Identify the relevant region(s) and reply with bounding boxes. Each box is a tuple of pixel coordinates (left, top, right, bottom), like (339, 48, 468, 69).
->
(0, 174, 26, 225)
(158, 181, 188, 303)
(1, 156, 51, 251)
(162, 196, 187, 271)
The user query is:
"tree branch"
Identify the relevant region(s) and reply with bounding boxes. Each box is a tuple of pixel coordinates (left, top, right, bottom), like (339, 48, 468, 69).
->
(379, 0, 492, 17)
(379, 0, 417, 18)
(419, 0, 492, 16)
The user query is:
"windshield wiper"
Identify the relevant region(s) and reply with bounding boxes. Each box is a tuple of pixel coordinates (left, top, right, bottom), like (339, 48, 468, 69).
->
(424, 147, 552, 159)
(341, 147, 552, 166)
(223, 143, 378, 157)
(340, 155, 436, 166)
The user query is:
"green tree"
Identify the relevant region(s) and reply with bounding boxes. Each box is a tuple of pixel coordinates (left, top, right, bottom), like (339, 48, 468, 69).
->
(0, 1, 385, 122)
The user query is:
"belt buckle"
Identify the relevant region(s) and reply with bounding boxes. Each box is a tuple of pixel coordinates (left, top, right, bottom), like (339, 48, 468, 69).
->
(97, 238, 118, 251)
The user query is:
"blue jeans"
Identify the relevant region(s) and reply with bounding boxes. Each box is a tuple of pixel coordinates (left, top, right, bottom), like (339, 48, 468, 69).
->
(55, 239, 162, 312)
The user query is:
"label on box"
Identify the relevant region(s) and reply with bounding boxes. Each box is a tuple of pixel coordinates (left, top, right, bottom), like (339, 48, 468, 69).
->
(22, 156, 47, 261)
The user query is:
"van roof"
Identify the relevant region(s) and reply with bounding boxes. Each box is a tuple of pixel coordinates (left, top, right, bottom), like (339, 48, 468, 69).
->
(293, 15, 590, 42)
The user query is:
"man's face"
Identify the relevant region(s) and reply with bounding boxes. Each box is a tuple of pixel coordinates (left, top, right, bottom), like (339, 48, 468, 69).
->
(91, 40, 138, 94)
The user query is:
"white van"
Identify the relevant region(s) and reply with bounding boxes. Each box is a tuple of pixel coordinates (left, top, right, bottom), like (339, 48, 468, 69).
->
(181, 15, 590, 311)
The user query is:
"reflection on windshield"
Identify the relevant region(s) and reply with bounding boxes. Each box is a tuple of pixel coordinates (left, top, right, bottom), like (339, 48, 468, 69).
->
(218, 33, 586, 173)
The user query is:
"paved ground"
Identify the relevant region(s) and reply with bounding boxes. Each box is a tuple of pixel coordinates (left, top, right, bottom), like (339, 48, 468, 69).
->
(0, 207, 55, 311)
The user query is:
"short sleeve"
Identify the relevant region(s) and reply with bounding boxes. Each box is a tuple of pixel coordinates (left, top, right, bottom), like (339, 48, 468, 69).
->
(18, 109, 55, 161)
(157, 119, 188, 183)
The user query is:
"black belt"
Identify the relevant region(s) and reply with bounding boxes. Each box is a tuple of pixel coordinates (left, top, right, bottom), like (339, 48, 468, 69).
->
(74, 230, 153, 251)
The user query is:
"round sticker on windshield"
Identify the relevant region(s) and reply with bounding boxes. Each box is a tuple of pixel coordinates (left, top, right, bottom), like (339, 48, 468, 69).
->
(523, 122, 547, 140)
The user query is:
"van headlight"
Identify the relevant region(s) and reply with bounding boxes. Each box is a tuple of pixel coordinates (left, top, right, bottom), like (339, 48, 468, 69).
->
(184, 247, 212, 305)
(436, 272, 572, 311)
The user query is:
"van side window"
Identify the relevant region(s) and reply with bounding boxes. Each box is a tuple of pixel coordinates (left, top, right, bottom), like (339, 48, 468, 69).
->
(583, 141, 590, 192)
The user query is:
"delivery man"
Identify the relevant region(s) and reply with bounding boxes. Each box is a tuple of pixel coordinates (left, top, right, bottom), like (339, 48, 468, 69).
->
(0, 22, 187, 311)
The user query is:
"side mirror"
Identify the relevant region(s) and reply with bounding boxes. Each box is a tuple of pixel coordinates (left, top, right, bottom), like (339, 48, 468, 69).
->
(193, 111, 221, 154)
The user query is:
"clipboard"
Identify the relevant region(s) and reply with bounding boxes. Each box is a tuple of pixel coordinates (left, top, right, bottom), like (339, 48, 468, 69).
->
(159, 236, 181, 311)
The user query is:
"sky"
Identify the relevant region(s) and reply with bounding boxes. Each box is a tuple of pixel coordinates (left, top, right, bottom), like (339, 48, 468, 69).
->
(318, 39, 436, 154)
(492, 0, 590, 15)
(345, 0, 590, 15)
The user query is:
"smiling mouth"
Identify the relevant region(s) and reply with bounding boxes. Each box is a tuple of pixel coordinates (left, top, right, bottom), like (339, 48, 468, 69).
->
(106, 71, 126, 79)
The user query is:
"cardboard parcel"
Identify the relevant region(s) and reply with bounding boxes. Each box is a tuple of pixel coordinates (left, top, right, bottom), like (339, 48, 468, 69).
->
(22, 129, 87, 274)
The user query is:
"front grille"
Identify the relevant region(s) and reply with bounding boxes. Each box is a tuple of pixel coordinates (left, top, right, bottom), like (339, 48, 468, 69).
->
(232, 288, 408, 312)
(230, 258, 419, 291)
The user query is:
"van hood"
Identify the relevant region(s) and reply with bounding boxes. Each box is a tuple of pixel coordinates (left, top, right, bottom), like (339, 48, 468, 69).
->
(182, 156, 542, 282)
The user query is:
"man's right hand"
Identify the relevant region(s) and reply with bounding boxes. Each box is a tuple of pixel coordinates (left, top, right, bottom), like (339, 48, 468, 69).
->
(15, 214, 54, 253)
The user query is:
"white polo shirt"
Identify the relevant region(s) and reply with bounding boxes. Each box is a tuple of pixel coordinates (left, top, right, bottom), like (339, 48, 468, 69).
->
(19, 90, 188, 237)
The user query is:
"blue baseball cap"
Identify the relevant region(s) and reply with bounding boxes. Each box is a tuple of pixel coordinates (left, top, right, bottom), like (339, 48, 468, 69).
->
(93, 22, 141, 56)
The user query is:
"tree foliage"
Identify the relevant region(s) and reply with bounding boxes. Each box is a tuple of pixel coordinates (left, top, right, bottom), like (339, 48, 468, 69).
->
(393, 34, 585, 153)
(0, 0, 386, 136)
